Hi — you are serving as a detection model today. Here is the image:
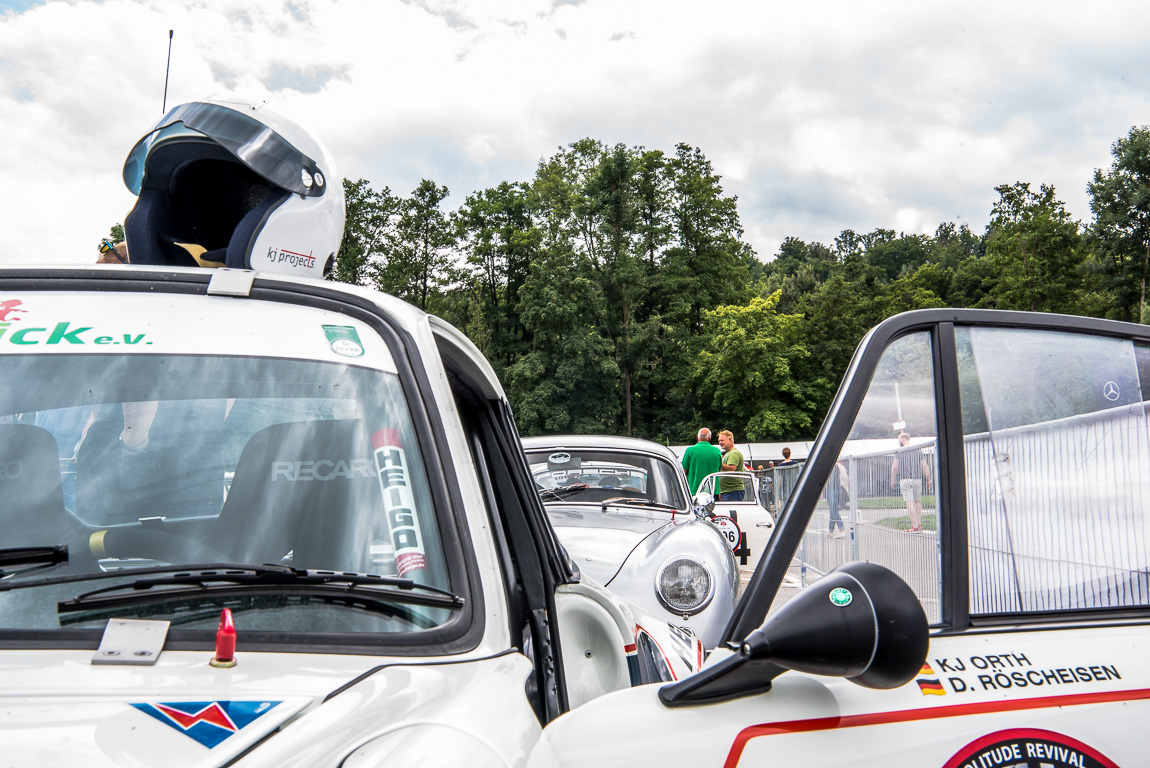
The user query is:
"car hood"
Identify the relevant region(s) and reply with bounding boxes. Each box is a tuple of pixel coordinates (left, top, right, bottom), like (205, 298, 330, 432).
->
(546, 504, 682, 585)
(0, 648, 534, 767)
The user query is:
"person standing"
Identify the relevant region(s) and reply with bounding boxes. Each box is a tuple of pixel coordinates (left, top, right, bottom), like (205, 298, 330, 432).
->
(681, 428, 721, 495)
(717, 430, 745, 502)
(890, 432, 932, 532)
(825, 461, 848, 538)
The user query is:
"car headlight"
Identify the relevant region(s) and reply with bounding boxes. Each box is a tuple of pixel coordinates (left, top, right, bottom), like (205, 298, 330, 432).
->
(655, 557, 714, 615)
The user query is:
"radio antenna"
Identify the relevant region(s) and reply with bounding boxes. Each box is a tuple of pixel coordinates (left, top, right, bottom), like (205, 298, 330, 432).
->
(162, 29, 174, 113)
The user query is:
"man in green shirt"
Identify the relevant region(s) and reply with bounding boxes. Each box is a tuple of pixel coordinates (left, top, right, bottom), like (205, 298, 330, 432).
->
(681, 427, 721, 495)
(718, 430, 745, 501)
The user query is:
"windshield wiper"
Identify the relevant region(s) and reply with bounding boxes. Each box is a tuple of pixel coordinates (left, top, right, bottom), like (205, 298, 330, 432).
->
(57, 564, 464, 617)
(600, 497, 681, 512)
(538, 483, 589, 502)
(0, 545, 68, 569)
(0, 545, 70, 579)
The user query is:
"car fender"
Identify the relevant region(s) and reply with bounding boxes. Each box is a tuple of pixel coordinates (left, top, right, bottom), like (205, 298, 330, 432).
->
(605, 518, 738, 649)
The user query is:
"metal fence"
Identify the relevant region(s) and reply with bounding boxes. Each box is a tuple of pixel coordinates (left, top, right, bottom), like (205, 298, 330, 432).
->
(786, 400, 1150, 625)
(965, 402, 1150, 613)
(752, 464, 803, 513)
(796, 445, 942, 624)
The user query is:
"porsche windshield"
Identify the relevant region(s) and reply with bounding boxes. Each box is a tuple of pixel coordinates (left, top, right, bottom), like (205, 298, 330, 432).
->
(526, 449, 687, 509)
(0, 353, 453, 634)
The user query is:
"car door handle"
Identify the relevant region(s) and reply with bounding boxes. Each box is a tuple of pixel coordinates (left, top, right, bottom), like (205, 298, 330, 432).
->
(756, 522, 773, 527)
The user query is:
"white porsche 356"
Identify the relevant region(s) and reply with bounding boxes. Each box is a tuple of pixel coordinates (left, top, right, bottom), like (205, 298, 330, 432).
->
(522, 435, 739, 649)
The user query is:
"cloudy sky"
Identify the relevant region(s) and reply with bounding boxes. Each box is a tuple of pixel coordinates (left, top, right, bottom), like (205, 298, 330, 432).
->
(2, 0, 1149, 267)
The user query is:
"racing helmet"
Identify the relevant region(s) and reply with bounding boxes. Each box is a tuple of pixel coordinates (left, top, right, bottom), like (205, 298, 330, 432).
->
(122, 97, 344, 279)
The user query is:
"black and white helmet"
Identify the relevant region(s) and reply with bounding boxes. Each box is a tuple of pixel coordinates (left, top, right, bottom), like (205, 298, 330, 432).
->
(122, 97, 344, 279)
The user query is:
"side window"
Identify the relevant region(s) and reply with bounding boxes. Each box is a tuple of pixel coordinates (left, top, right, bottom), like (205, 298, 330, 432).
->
(957, 328, 1150, 614)
(791, 332, 943, 623)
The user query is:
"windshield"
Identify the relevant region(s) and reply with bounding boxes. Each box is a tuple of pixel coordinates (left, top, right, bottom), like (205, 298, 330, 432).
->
(525, 449, 687, 509)
(0, 299, 454, 637)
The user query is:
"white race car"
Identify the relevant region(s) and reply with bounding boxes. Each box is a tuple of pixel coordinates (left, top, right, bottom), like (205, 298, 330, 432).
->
(693, 470, 776, 573)
(0, 267, 703, 765)
(528, 309, 1150, 768)
(522, 435, 739, 649)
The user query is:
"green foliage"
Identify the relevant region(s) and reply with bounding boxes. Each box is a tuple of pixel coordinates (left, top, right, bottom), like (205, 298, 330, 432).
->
(377, 179, 459, 312)
(984, 182, 1083, 313)
(1087, 126, 1150, 323)
(317, 124, 1150, 444)
(332, 178, 399, 286)
(507, 246, 619, 434)
(692, 293, 817, 441)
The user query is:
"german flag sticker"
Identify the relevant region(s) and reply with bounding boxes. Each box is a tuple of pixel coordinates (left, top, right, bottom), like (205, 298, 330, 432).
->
(915, 663, 945, 695)
(916, 678, 945, 695)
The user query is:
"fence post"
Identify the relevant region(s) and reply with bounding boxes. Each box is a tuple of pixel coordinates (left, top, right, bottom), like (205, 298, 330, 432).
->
(846, 456, 858, 561)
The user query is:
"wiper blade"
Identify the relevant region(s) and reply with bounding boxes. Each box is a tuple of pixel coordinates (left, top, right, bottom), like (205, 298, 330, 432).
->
(600, 497, 680, 512)
(539, 483, 589, 501)
(58, 591, 444, 630)
(57, 565, 465, 615)
(0, 545, 68, 569)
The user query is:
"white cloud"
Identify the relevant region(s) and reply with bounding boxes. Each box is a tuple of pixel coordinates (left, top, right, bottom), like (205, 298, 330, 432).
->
(2, 0, 1150, 266)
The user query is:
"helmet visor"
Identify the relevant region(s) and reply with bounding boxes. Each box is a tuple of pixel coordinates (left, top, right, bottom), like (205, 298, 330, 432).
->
(123, 102, 328, 198)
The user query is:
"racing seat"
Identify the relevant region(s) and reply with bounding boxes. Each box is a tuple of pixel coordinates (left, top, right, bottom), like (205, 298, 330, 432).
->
(201, 419, 380, 572)
(0, 423, 83, 547)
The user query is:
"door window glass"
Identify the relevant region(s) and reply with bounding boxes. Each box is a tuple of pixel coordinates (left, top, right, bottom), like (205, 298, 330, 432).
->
(788, 332, 943, 623)
(958, 328, 1150, 614)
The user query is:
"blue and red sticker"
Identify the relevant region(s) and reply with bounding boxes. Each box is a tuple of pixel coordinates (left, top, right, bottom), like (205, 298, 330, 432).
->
(131, 701, 280, 748)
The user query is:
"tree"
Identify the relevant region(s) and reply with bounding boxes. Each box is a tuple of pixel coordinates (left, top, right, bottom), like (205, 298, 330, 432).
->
(865, 232, 932, 282)
(507, 245, 619, 434)
(456, 181, 541, 367)
(1087, 126, 1150, 323)
(333, 178, 399, 286)
(692, 293, 817, 441)
(662, 143, 754, 335)
(375, 180, 458, 312)
(984, 182, 1082, 313)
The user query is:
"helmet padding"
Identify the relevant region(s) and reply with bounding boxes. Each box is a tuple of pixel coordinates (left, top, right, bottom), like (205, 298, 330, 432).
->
(126, 141, 290, 268)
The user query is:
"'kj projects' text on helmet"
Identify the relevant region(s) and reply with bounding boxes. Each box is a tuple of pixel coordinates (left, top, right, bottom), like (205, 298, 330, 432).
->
(122, 97, 345, 279)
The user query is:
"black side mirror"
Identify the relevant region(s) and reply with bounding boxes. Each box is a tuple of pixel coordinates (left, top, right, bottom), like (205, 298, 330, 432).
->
(659, 562, 928, 707)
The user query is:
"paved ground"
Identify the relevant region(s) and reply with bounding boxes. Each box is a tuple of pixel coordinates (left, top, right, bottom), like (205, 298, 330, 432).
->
(737, 562, 804, 613)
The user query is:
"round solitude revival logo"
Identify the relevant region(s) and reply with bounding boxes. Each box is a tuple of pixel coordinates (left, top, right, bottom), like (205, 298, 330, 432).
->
(829, 587, 853, 606)
(943, 729, 1118, 768)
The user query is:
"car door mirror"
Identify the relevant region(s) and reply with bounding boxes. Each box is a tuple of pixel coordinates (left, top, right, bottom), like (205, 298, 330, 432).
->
(659, 561, 928, 707)
(692, 491, 714, 512)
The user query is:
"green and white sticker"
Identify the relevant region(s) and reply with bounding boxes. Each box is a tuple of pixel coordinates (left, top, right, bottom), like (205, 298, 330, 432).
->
(323, 325, 364, 357)
(829, 587, 853, 607)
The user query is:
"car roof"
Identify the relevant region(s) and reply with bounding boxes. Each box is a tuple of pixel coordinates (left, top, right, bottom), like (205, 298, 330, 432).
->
(521, 434, 680, 463)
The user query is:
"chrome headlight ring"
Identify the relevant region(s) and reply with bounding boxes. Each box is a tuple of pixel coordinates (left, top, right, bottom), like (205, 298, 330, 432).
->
(654, 556, 715, 616)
